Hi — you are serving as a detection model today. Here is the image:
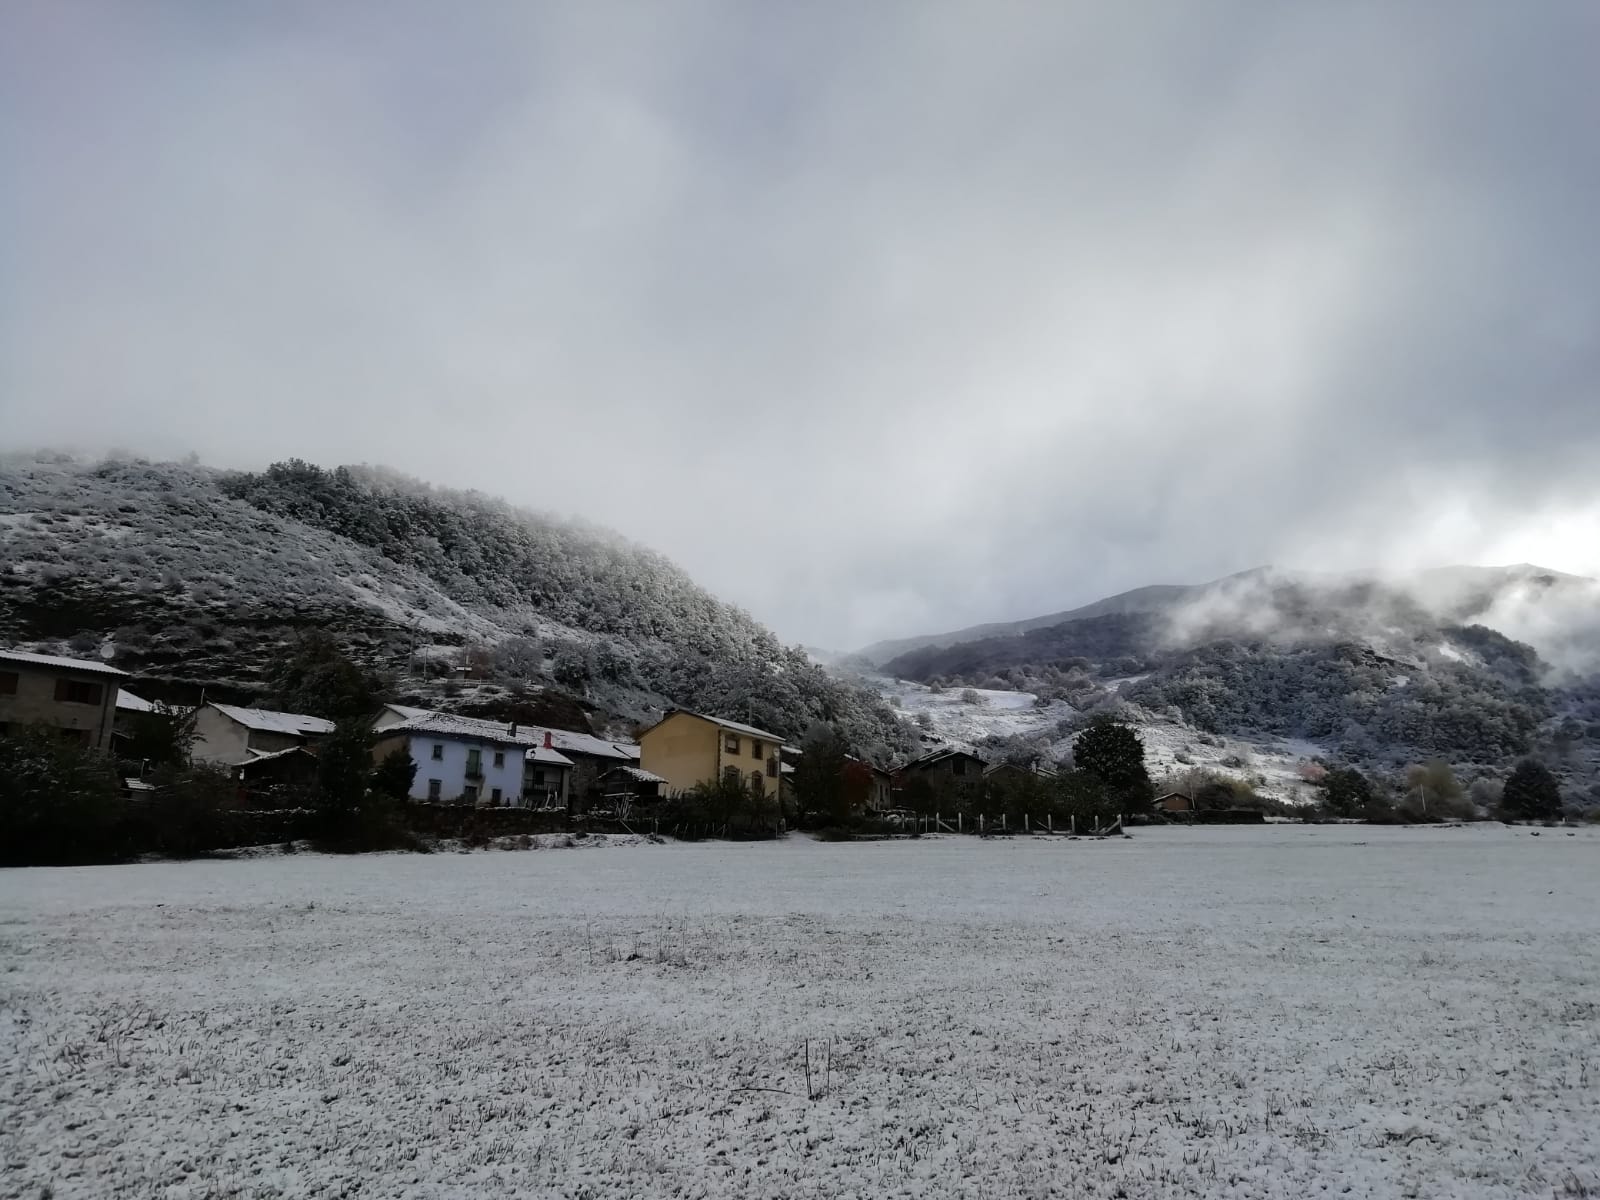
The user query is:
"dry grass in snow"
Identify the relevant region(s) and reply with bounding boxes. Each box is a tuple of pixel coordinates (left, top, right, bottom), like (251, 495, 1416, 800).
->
(3, 826, 1598, 1198)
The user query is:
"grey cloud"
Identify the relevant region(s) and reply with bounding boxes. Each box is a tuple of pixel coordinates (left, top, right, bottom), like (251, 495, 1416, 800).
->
(2, 2, 1596, 649)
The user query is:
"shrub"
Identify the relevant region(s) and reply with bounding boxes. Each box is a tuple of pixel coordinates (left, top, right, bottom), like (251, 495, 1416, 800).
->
(0, 726, 123, 865)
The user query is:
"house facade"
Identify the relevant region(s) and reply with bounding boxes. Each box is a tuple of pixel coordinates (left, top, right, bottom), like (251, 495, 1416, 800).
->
(895, 746, 988, 805)
(0, 649, 126, 751)
(378, 705, 636, 807)
(842, 755, 895, 813)
(637, 710, 785, 800)
(1155, 791, 1195, 814)
(371, 709, 573, 806)
(191, 703, 335, 766)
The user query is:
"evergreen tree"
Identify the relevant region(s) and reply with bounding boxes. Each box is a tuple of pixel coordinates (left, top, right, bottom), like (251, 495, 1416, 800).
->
(269, 631, 387, 721)
(1072, 718, 1153, 813)
(794, 723, 849, 826)
(370, 746, 418, 801)
(316, 718, 376, 833)
(1501, 759, 1562, 821)
(0, 725, 122, 865)
(1319, 766, 1373, 817)
(118, 702, 197, 772)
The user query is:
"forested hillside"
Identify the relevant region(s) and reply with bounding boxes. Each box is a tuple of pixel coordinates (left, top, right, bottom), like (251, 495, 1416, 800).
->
(877, 569, 1599, 776)
(0, 455, 912, 759)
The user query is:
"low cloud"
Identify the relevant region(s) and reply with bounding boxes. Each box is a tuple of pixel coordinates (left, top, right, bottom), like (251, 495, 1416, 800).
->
(3, 3, 1596, 648)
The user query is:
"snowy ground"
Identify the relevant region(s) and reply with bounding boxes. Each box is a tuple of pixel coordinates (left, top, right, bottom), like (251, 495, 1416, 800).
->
(876, 675, 1074, 745)
(4, 827, 1599, 1198)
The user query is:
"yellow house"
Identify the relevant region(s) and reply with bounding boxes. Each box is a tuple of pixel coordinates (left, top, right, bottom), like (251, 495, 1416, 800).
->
(638, 710, 785, 800)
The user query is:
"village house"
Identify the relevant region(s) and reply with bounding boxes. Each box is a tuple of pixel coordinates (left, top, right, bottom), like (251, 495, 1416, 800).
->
(378, 705, 639, 807)
(0, 648, 127, 751)
(234, 746, 321, 795)
(637, 710, 785, 800)
(191, 702, 335, 767)
(843, 755, 895, 813)
(371, 708, 574, 806)
(596, 764, 669, 813)
(1155, 791, 1195, 814)
(895, 745, 988, 802)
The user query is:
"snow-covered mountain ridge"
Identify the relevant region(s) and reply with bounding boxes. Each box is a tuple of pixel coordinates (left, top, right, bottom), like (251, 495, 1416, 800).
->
(861, 566, 1600, 798)
(0, 455, 912, 758)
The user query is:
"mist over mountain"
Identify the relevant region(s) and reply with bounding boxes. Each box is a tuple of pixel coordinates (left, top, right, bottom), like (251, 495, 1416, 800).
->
(0, 455, 913, 759)
(871, 566, 1600, 785)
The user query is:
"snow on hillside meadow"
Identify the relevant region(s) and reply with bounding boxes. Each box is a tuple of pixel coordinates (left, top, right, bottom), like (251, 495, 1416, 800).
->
(877, 675, 1328, 801)
(4, 827, 1599, 1198)
(876, 676, 1075, 744)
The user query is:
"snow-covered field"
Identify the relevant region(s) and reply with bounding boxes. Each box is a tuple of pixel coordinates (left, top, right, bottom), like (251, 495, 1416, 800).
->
(4, 827, 1599, 1198)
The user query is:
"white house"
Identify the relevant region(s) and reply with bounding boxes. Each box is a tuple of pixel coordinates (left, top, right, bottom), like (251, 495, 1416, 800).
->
(376, 705, 634, 805)
(371, 708, 573, 806)
(191, 702, 335, 766)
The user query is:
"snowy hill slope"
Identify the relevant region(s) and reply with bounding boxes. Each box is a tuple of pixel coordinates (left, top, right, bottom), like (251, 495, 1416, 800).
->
(0, 455, 912, 758)
(867, 566, 1600, 793)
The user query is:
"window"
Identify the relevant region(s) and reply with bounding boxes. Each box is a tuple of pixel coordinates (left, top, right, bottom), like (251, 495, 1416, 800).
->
(493, 751, 505, 769)
(0, 671, 17, 695)
(750, 739, 763, 759)
(750, 770, 763, 791)
(427, 779, 442, 801)
(724, 733, 741, 754)
(723, 766, 740, 784)
(431, 743, 444, 760)
(466, 748, 483, 778)
(54, 679, 103, 706)
(491, 787, 502, 804)
(766, 756, 779, 779)
(463, 784, 479, 802)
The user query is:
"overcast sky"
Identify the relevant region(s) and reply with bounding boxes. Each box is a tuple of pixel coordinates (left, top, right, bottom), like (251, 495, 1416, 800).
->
(4, 2, 1597, 650)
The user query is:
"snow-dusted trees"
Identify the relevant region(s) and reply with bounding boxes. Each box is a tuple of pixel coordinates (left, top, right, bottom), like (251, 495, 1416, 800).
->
(1500, 759, 1563, 821)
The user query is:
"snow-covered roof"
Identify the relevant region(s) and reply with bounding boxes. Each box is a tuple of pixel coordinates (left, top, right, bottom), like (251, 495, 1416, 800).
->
(116, 691, 156, 713)
(900, 745, 987, 771)
(210, 703, 335, 737)
(380, 705, 631, 761)
(0, 648, 128, 678)
(650, 709, 786, 744)
(381, 710, 574, 765)
(607, 764, 668, 784)
(238, 745, 319, 767)
(382, 703, 432, 721)
(547, 729, 640, 761)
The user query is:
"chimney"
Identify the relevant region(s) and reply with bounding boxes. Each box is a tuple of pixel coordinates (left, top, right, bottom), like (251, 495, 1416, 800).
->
(509, 722, 518, 738)
(543, 731, 554, 749)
